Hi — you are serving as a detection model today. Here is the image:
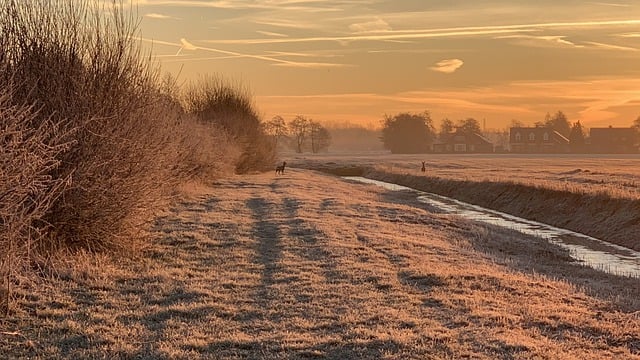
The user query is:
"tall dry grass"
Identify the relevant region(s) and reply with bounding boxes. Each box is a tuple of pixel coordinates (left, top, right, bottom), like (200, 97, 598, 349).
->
(183, 75, 275, 173)
(0, 86, 74, 315)
(1, 0, 176, 252)
(0, 0, 251, 312)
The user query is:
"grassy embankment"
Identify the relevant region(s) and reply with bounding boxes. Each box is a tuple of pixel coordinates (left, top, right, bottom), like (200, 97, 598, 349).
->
(1, 169, 638, 358)
(291, 154, 640, 251)
(0, 0, 273, 315)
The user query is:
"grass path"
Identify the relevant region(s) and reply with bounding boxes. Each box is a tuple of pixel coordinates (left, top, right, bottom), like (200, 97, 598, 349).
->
(1, 169, 639, 359)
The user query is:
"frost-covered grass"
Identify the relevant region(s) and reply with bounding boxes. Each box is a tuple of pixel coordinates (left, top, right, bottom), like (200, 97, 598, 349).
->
(2, 169, 637, 358)
(291, 153, 640, 200)
(291, 153, 640, 251)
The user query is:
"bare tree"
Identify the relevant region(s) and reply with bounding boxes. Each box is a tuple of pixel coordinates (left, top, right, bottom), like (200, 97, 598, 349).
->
(569, 121, 586, 153)
(289, 115, 310, 153)
(439, 118, 454, 138)
(632, 116, 640, 131)
(309, 121, 331, 153)
(457, 118, 482, 134)
(510, 119, 525, 128)
(545, 111, 571, 137)
(263, 115, 288, 148)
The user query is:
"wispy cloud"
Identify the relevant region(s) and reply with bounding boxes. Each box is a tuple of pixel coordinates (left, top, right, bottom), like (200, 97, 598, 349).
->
(497, 35, 638, 51)
(160, 55, 246, 63)
(265, 51, 341, 58)
(131, 0, 343, 11)
(204, 19, 640, 46)
(252, 19, 318, 29)
(204, 28, 534, 45)
(583, 41, 638, 51)
(590, 2, 631, 7)
(496, 35, 582, 48)
(141, 37, 349, 68)
(256, 30, 289, 37)
(144, 13, 178, 20)
(367, 48, 463, 54)
(349, 18, 391, 33)
(430, 59, 464, 74)
(615, 32, 640, 38)
(180, 38, 198, 51)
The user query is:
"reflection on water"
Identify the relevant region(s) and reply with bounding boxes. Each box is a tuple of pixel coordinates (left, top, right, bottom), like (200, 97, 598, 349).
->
(345, 176, 640, 278)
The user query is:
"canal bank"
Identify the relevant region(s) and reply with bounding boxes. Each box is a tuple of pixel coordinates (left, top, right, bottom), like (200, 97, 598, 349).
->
(345, 176, 640, 278)
(296, 160, 640, 253)
(363, 168, 640, 252)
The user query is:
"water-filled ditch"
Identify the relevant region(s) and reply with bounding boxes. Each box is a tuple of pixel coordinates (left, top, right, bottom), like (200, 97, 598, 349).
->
(345, 176, 640, 278)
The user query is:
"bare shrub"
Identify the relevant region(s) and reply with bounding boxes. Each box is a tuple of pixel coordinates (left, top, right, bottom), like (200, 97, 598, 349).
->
(0, 0, 196, 253)
(0, 87, 73, 314)
(181, 120, 240, 181)
(183, 75, 275, 173)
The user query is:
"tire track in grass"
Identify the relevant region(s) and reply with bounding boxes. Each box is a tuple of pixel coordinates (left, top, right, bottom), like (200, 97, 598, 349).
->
(240, 177, 409, 357)
(287, 188, 454, 356)
(247, 196, 283, 306)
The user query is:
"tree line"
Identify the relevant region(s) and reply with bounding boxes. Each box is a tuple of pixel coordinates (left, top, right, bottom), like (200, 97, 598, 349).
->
(381, 110, 640, 154)
(263, 115, 332, 153)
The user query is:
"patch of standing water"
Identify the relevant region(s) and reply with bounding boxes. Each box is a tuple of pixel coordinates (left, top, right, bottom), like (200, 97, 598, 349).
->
(344, 176, 640, 278)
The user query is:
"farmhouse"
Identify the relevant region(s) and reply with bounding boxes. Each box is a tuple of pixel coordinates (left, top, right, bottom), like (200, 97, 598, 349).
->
(509, 127, 569, 153)
(589, 127, 638, 153)
(433, 130, 494, 153)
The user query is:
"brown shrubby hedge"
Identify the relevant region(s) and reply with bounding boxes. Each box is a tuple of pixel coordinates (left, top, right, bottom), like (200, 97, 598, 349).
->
(183, 75, 275, 174)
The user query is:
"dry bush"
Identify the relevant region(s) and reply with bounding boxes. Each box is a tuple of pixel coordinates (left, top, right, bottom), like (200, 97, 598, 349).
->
(0, 0, 198, 254)
(157, 75, 240, 180)
(183, 75, 275, 173)
(179, 119, 240, 181)
(0, 88, 74, 314)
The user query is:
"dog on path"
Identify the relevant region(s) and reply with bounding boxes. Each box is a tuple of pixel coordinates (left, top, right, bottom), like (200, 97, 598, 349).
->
(275, 161, 286, 175)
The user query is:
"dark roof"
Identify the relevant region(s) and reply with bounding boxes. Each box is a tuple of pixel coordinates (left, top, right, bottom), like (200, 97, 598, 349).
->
(509, 127, 569, 143)
(438, 130, 493, 145)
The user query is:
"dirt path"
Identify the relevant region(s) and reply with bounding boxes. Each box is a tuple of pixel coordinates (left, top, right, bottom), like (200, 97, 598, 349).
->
(1, 169, 639, 359)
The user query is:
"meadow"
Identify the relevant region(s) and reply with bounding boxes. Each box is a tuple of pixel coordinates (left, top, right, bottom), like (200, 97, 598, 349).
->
(290, 153, 640, 199)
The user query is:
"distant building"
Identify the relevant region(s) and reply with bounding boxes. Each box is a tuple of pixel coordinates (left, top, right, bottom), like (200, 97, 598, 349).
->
(589, 127, 638, 153)
(433, 130, 494, 153)
(509, 127, 570, 153)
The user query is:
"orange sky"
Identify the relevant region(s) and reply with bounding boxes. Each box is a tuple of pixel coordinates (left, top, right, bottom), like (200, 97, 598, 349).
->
(135, 0, 640, 129)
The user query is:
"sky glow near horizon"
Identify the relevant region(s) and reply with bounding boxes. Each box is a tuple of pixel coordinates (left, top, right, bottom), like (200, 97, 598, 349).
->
(136, 0, 640, 129)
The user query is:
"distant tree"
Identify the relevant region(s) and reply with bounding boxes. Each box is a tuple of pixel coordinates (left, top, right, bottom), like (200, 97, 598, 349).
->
(632, 116, 640, 146)
(510, 119, 525, 128)
(289, 115, 310, 153)
(380, 111, 435, 154)
(457, 118, 482, 134)
(309, 121, 331, 153)
(439, 118, 455, 138)
(263, 115, 288, 148)
(568, 121, 586, 153)
(633, 116, 640, 131)
(545, 111, 571, 137)
(484, 129, 510, 152)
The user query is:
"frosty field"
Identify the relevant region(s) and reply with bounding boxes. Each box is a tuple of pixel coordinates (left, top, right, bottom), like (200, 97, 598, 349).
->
(2, 168, 638, 359)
